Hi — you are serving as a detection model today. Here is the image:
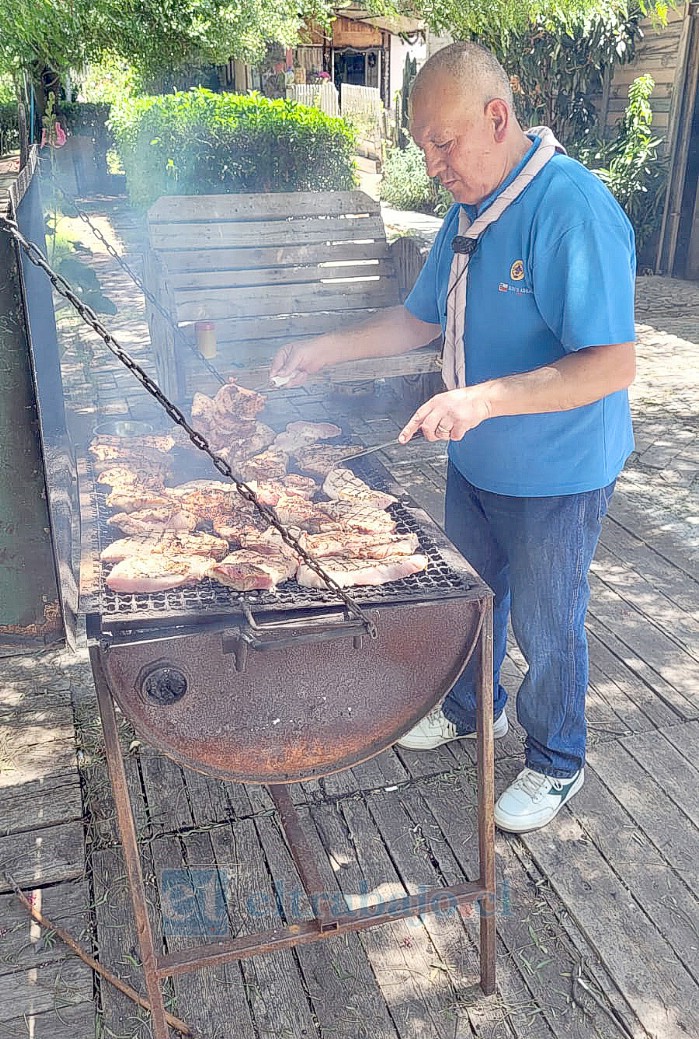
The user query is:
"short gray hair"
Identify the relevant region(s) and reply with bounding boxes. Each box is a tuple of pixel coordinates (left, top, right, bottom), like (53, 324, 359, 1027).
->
(412, 41, 515, 111)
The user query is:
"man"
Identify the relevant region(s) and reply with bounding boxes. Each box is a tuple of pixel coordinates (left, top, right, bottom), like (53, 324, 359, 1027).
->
(271, 42, 636, 833)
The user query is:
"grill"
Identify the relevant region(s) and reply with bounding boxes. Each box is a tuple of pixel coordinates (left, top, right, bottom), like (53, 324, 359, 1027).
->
(84, 449, 490, 785)
(85, 454, 478, 635)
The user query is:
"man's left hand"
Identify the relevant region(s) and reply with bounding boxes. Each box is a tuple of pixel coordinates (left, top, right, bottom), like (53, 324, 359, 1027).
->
(398, 388, 492, 444)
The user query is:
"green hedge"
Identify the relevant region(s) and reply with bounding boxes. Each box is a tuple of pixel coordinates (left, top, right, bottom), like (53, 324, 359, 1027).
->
(109, 89, 357, 208)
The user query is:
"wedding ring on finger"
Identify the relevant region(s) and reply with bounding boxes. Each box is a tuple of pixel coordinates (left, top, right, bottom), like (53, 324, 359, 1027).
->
(436, 423, 451, 437)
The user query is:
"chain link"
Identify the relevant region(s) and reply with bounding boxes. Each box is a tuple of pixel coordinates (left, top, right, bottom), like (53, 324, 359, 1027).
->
(50, 181, 227, 386)
(0, 211, 378, 638)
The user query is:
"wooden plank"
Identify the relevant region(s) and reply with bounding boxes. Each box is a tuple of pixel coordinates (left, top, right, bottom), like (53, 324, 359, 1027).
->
(394, 773, 624, 1039)
(592, 543, 699, 650)
(149, 215, 388, 251)
(0, 738, 76, 790)
(187, 307, 383, 346)
(149, 828, 256, 1039)
(160, 239, 391, 275)
(0, 957, 92, 1023)
(138, 747, 196, 835)
(148, 190, 381, 224)
(584, 741, 699, 978)
(254, 811, 403, 1039)
(0, 769, 82, 836)
(587, 627, 678, 733)
(364, 786, 516, 1039)
(600, 515, 699, 616)
(608, 495, 698, 583)
(168, 258, 396, 291)
(659, 717, 699, 769)
(311, 797, 476, 1039)
(588, 572, 699, 717)
(523, 799, 699, 1039)
(0, 704, 75, 749)
(0, 680, 72, 715)
(173, 277, 400, 322)
(181, 766, 253, 828)
(0, 879, 90, 972)
(91, 845, 159, 1038)
(0, 1000, 95, 1039)
(208, 819, 320, 1038)
(0, 821, 84, 893)
(620, 726, 699, 829)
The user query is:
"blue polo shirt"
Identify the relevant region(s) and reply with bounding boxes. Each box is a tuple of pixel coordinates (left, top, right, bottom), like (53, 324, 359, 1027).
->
(405, 136, 636, 496)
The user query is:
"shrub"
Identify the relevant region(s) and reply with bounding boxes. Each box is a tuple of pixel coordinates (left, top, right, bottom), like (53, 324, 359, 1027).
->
(109, 89, 357, 208)
(588, 75, 668, 253)
(380, 139, 443, 213)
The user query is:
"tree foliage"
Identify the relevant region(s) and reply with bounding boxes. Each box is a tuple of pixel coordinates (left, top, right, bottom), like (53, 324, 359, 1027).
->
(0, 0, 334, 82)
(0, 0, 672, 87)
(402, 0, 667, 38)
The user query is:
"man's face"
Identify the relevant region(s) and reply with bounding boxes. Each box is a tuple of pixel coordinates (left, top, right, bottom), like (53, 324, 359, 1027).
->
(410, 78, 503, 206)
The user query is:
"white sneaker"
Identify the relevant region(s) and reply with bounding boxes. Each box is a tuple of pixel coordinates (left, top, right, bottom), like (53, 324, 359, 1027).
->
(396, 707, 508, 751)
(495, 767, 584, 833)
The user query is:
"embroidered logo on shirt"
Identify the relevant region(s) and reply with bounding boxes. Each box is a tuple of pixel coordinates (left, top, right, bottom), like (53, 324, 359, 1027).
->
(510, 259, 525, 281)
(498, 282, 509, 292)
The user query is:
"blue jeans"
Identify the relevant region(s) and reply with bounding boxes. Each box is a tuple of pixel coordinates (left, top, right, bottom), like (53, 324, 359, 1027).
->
(443, 462, 615, 778)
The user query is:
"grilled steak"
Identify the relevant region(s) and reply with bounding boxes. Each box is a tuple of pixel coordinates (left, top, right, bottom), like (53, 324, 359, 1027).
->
(105, 486, 174, 513)
(296, 554, 428, 588)
(298, 531, 419, 560)
(101, 532, 229, 564)
(212, 509, 268, 544)
(106, 554, 213, 593)
(108, 507, 198, 535)
(322, 469, 397, 510)
(240, 447, 289, 481)
(96, 464, 165, 490)
(282, 474, 318, 499)
(211, 548, 296, 590)
(274, 420, 342, 454)
(317, 501, 397, 534)
(293, 444, 364, 477)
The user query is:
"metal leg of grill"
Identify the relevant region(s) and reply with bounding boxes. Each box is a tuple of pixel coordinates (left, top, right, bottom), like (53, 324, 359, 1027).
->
(475, 600, 497, 994)
(91, 646, 171, 1039)
(88, 609, 497, 1035)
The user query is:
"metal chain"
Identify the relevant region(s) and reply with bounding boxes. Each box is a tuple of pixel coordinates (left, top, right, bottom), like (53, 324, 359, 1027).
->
(49, 180, 226, 386)
(0, 212, 378, 638)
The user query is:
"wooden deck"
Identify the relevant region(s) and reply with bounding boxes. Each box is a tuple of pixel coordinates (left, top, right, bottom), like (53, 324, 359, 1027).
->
(0, 202, 698, 1039)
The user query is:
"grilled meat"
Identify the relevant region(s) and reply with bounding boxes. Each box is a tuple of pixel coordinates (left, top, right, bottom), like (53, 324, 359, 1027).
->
(274, 420, 342, 454)
(214, 378, 266, 422)
(293, 444, 364, 477)
(298, 531, 419, 560)
(282, 474, 318, 499)
(211, 548, 296, 590)
(101, 532, 229, 564)
(212, 509, 268, 545)
(317, 501, 397, 534)
(322, 468, 397, 510)
(296, 554, 428, 588)
(240, 447, 289, 482)
(286, 420, 342, 440)
(108, 506, 198, 535)
(106, 554, 213, 593)
(105, 486, 174, 513)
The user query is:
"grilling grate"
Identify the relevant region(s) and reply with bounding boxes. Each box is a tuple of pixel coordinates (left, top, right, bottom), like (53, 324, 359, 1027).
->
(85, 454, 476, 633)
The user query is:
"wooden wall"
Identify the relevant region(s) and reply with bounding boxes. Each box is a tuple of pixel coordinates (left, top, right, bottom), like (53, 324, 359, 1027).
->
(605, 3, 689, 149)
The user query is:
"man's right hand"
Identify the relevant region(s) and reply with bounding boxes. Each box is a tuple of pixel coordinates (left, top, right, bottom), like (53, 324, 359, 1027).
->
(269, 338, 330, 387)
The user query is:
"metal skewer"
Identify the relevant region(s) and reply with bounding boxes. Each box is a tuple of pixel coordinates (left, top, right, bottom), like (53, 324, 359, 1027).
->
(340, 430, 426, 463)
